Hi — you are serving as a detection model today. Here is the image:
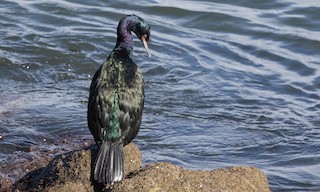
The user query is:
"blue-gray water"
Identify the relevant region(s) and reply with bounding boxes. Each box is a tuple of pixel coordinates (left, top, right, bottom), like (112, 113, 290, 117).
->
(1, 0, 320, 191)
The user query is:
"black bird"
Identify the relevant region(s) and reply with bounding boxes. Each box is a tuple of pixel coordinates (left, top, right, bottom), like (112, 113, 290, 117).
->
(87, 14, 150, 185)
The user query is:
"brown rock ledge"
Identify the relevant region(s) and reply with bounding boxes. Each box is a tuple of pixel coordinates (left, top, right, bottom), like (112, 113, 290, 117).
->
(12, 143, 270, 192)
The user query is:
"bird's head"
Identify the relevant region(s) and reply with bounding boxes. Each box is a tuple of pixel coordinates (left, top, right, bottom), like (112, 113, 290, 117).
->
(132, 18, 151, 57)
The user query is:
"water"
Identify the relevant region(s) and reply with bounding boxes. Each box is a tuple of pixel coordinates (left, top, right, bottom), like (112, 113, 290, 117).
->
(1, 0, 320, 191)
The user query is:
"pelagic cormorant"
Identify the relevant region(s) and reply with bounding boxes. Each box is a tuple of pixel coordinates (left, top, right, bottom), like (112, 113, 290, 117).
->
(87, 14, 150, 185)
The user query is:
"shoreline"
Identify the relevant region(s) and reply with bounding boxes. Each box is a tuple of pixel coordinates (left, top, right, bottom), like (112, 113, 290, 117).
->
(9, 143, 271, 192)
(0, 135, 94, 190)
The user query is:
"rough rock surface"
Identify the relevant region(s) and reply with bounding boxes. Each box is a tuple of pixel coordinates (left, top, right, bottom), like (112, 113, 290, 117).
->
(113, 163, 270, 192)
(13, 143, 142, 192)
(12, 143, 270, 192)
(0, 174, 12, 192)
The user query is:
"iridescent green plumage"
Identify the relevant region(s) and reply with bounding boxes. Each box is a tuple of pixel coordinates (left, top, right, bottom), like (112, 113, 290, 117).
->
(87, 14, 150, 185)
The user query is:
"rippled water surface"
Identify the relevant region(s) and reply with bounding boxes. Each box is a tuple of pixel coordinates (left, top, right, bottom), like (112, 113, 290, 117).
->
(1, 0, 320, 190)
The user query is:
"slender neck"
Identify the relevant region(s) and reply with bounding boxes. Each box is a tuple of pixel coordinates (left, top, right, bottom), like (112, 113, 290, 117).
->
(114, 16, 139, 54)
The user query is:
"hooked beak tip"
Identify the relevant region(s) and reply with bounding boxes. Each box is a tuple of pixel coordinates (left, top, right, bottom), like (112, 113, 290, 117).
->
(141, 35, 151, 58)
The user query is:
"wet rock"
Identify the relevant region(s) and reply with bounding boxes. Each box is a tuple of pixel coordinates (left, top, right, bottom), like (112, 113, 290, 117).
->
(12, 143, 270, 192)
(13, 143, 142, 192)
(0, 174, 12, 192)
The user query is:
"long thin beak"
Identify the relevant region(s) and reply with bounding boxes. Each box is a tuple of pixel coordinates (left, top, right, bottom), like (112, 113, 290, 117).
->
(141, 35, 151, 58)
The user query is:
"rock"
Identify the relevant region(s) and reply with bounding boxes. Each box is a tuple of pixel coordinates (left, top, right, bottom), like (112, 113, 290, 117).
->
(0, 174, 12, 192)
(12, 143, 142, 192)
(12, 143, 270, 192)
(113, 162, 270, 192)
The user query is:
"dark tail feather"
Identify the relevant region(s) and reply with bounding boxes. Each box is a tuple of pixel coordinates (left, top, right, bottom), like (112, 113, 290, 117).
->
(94, 141, 124, 185)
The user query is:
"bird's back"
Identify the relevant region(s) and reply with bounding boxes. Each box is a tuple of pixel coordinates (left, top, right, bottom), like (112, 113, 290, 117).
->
(87, 51, 144, 146)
